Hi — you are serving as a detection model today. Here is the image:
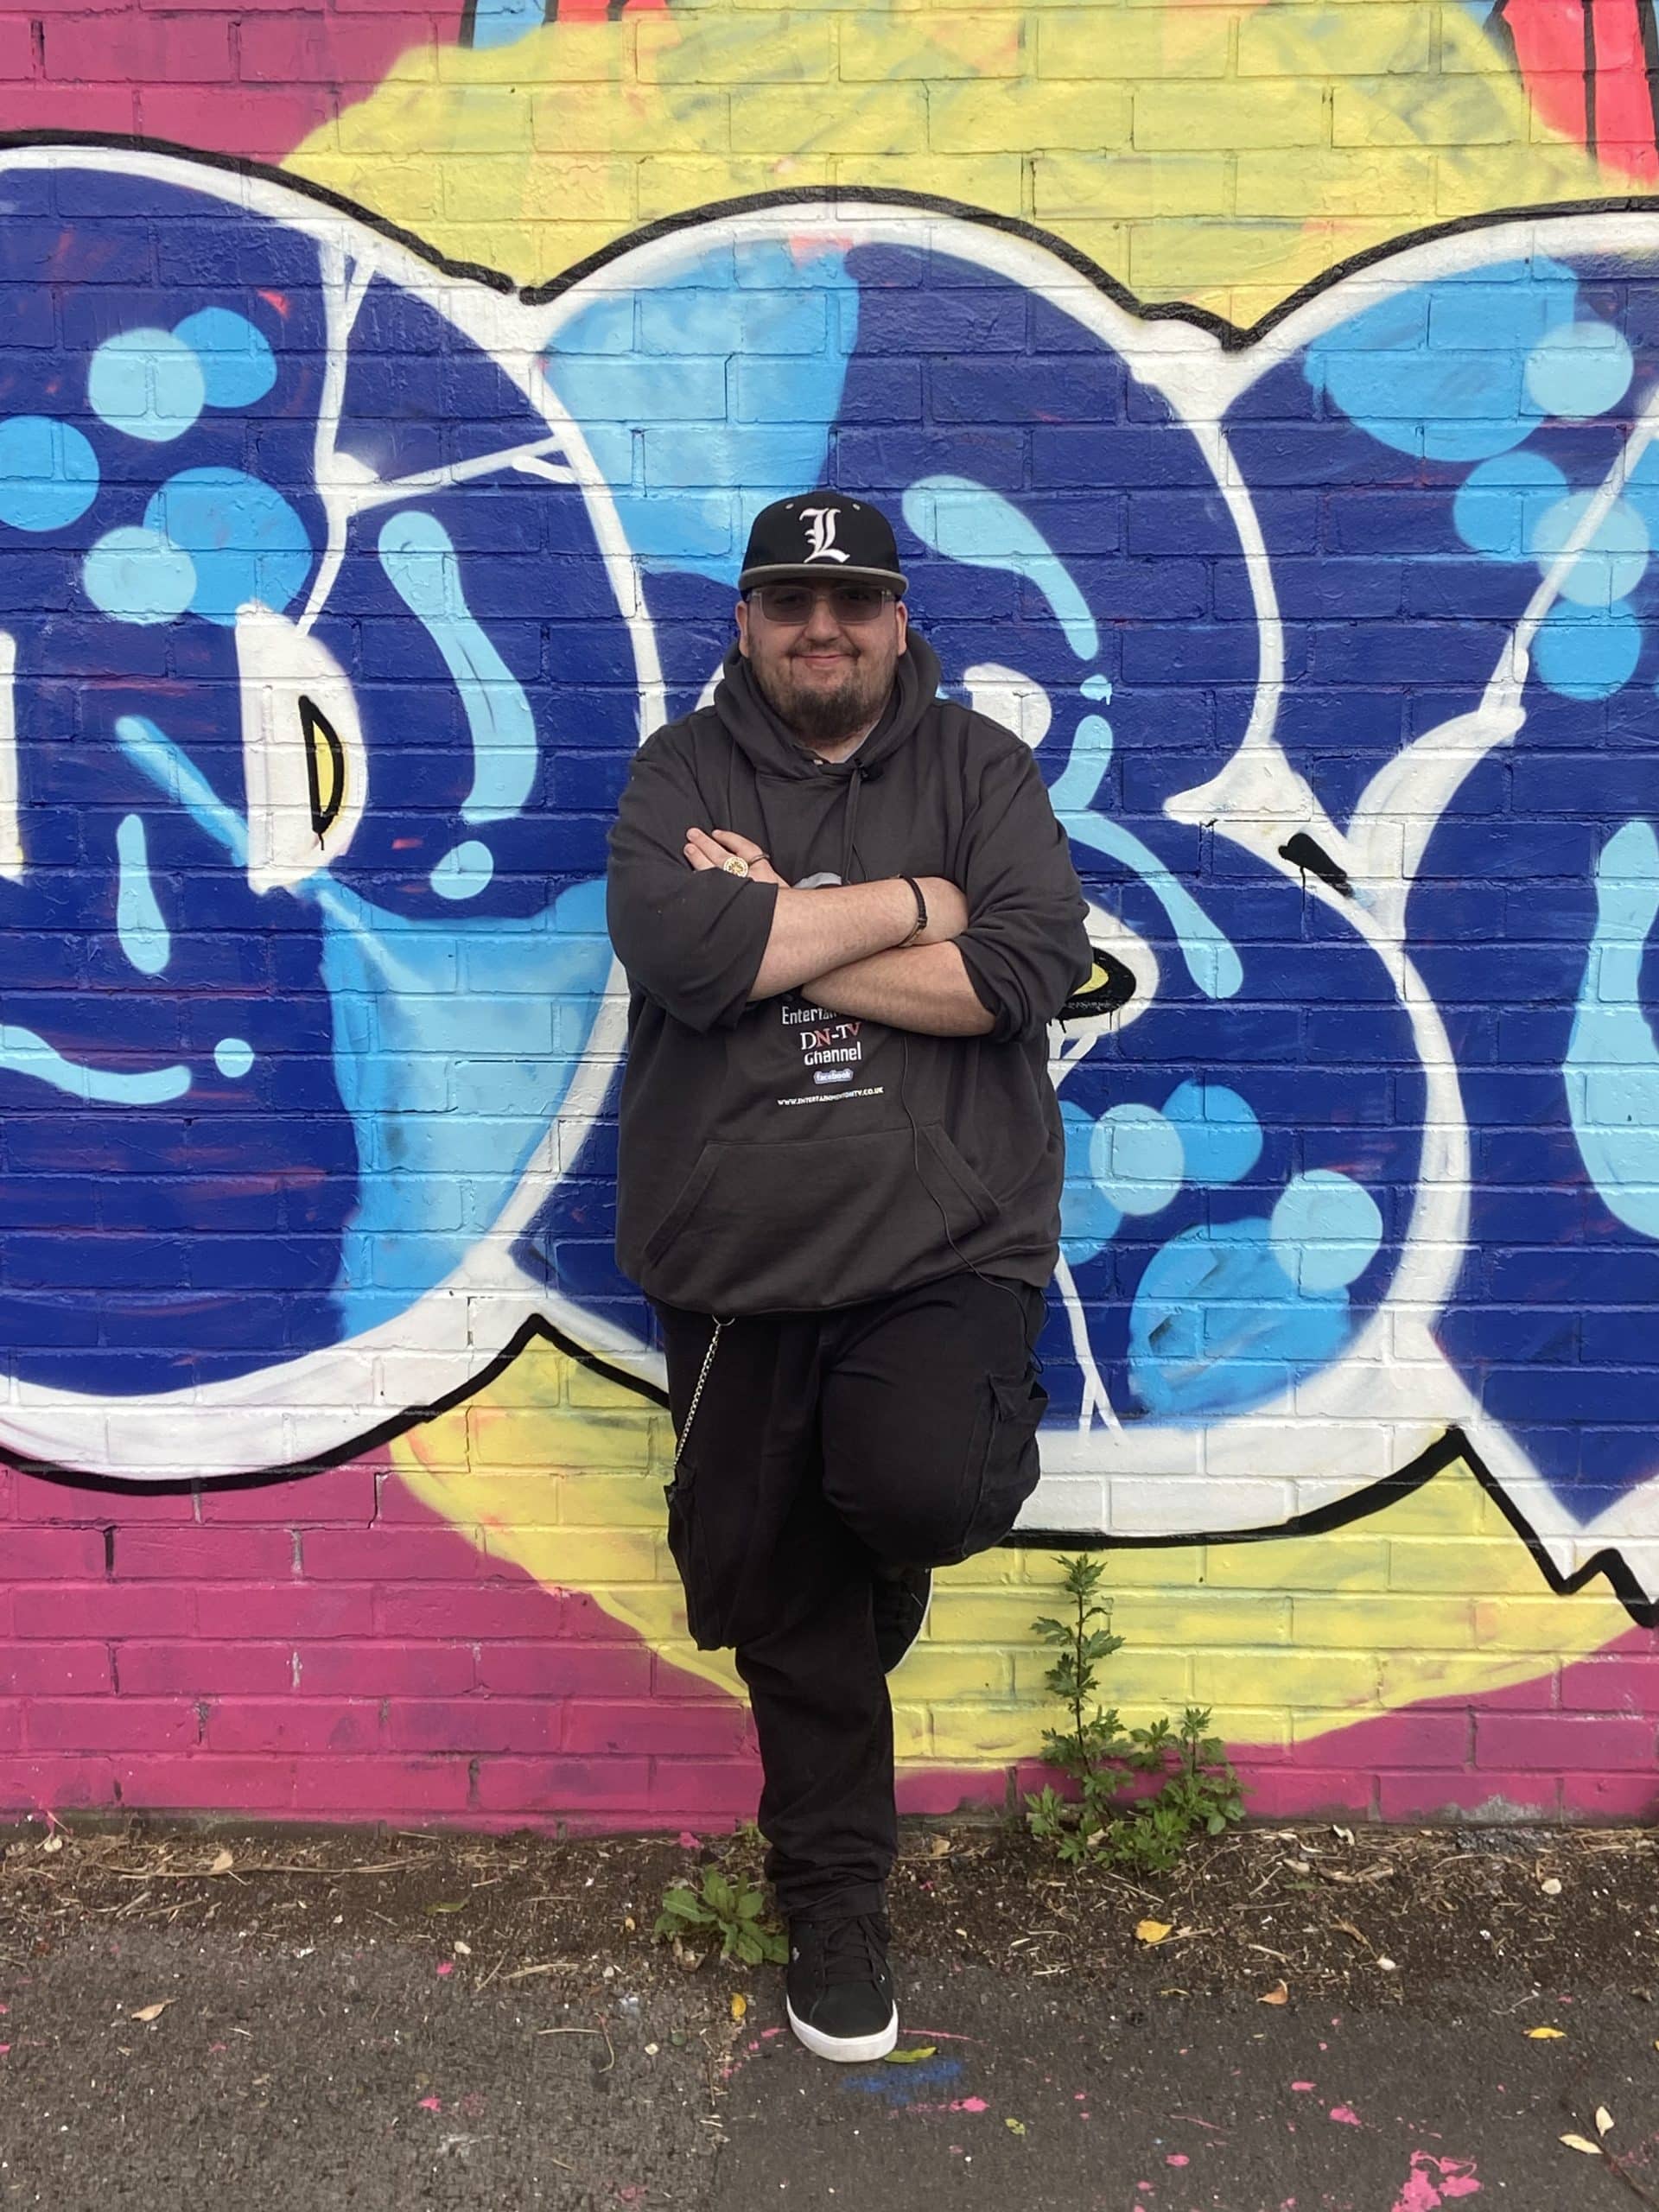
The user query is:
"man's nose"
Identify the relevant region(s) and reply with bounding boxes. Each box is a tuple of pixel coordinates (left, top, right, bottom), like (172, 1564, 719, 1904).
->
(799, 600, 848, 644)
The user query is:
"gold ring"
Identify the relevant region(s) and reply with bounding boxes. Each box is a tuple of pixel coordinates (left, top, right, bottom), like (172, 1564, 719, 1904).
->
(721, 855, 751, 877)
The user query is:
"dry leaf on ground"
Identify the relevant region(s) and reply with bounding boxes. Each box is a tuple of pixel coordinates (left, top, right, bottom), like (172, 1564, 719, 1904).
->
(1560, 2134, 1604, 2156)
(1526, 2027, 1567, 2040)
(1258, 1982, 1290, 2005)
(130, 2001, 172, 2023)
(1135, 1920, 1173, 1946)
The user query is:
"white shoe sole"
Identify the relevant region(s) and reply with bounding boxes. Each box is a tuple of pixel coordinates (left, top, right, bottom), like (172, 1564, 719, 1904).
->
(785, 1997, 899, 2063)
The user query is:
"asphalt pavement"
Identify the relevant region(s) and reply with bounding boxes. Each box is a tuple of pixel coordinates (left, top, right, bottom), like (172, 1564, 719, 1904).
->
(3, 1916, 1655, 2209)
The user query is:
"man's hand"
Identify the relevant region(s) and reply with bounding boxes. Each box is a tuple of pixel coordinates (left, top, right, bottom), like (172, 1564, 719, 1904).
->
(683, 827, 786, 887)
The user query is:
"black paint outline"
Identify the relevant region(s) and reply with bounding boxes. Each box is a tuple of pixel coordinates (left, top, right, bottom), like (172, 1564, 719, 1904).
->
(1012, 1427, 1659, 1630)
(0, 130, 518, 295)
(6, 129, 1659, 352)
(298, 696, 346, 842)
(0, 1313, 668, 1503)
(0, 134, 1649, 1624)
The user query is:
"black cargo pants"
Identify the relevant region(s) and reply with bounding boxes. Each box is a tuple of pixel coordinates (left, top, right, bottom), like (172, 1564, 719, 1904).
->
(651, 1268, 1048, 1923)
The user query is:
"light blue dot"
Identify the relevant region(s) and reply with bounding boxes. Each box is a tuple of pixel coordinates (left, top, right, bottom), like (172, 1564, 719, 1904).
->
(143, 468, 311, 626)
(1268, 1170, 1383, 1293)
(1080, 674, 1113, 700)
(88, 327, 204, 444)
(1162, 1080, 1262, 1186)
(174, 308, 277, 410)
(1452, 450, 1567, 561)
(1524, 321, 1634, 421)
(213, 1037, 254, 1079)
(82, 527, 196, 626)
(1529, 492, 1649, 607)
(430, 840, 496, 901)
(1090, 1103, 1185, 1218)
(0, 416, 99, 533)
(1059, 1097, 1121, 1266)
(1533, 598, 1643, 701)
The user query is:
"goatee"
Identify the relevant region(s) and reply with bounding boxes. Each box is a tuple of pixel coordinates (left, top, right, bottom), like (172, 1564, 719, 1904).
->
(755, 653, 893, 748)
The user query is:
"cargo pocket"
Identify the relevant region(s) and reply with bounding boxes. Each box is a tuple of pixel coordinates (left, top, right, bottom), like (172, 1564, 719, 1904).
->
(948, 1360, 1050, 1562)
(663, 1458, 728, 1651)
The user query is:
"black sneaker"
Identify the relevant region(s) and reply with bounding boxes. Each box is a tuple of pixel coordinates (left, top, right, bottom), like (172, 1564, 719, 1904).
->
(785, 1910, 899, 2063)
(872, 1564, 931, 1674)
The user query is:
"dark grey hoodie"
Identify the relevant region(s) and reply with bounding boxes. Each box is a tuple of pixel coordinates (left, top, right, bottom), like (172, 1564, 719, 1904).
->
(605, 630, 1091, 1315)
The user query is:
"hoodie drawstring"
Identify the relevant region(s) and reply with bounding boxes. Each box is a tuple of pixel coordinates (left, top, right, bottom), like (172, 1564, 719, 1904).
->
(840, 758, 866, 886)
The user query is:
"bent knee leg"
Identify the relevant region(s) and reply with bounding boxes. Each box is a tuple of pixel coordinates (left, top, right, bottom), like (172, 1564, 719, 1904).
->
(828, 1364, 1050, 1567)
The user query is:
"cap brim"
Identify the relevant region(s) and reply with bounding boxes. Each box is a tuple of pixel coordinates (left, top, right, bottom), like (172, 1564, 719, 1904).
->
(738, 562, 907, 594)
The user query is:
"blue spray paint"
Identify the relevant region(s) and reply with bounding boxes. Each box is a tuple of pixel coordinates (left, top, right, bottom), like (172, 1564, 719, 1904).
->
(378, 509, 537, 823)
(0, 1022, 188, 1105)
(0, 415, 99, 533)
(318, 873, 610, 1335)
(468, 0, 548, 49)
(1304, 257, 1580, 462)
(543, 238, 859, 584)
(1129, 1217, 1353, 1423)
(114, 812, 170, 976)
(1566, 817, 1659, 1241)
(116, 714, 613, 1334)
(1050, 715, 1243, 1000)
(431, 839, 497, 901)
(901, 474, 1100, 658)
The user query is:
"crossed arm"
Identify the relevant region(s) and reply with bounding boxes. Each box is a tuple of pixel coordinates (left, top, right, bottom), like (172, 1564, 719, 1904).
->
(683, 825, 994, 1038)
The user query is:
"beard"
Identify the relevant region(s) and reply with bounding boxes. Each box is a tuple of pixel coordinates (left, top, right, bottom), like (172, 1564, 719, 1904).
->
(752, 643, 896, 747)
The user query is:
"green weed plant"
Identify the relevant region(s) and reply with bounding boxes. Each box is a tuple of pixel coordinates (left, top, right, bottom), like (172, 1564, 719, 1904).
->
(1023, 1554, 1245, 1873)
(652, 1865, 788, 1967)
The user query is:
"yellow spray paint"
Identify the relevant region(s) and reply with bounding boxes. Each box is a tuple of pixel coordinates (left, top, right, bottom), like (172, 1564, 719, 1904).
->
(390, 1341, 1633, 1767)
(289, 0, 1606, 316)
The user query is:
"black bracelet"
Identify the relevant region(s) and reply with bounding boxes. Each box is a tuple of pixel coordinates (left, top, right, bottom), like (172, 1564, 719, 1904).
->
(900, 874, 927, 944)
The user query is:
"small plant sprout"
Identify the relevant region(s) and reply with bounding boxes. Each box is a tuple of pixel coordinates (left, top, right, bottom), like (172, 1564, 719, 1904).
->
(652, 1866, 788, 1967)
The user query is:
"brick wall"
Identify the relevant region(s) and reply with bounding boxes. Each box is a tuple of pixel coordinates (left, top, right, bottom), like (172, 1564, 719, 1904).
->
(0, 1, 1656, 1836)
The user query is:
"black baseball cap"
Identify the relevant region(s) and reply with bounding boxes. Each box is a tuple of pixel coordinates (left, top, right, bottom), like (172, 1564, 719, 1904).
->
(738, 491, 907, 594)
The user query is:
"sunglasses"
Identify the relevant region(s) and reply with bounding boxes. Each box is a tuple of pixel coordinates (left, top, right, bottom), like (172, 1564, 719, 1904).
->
(748, 582, 896, 626)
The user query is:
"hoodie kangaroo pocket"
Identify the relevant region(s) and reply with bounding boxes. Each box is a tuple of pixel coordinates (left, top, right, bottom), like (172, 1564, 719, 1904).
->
(639, 1124, 995, 1311)
(642, 1147, 723, 1269)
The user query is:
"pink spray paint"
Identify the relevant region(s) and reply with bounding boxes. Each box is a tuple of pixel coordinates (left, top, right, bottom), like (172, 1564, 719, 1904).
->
(1390, 2152, 1482, 2209)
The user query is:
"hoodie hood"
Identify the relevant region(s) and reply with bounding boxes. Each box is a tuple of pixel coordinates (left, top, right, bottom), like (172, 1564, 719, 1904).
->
(712, 629, 944, 885)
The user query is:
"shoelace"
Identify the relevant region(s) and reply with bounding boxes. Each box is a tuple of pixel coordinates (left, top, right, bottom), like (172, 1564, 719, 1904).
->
(810, 1913, 890, 1985)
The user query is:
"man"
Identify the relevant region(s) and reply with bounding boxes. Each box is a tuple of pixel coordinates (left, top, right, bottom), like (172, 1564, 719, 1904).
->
(605, 491, 1091, 2063)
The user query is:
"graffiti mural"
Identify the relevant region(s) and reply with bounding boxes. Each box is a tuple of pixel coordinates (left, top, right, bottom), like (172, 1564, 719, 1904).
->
(3, 140, 1659, 1639)
(4, 0, 1659, 1830)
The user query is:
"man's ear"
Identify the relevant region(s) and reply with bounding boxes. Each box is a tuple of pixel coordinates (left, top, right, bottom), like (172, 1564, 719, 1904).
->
(734, 597, 752, 660)
(895, 601, 909, 653)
